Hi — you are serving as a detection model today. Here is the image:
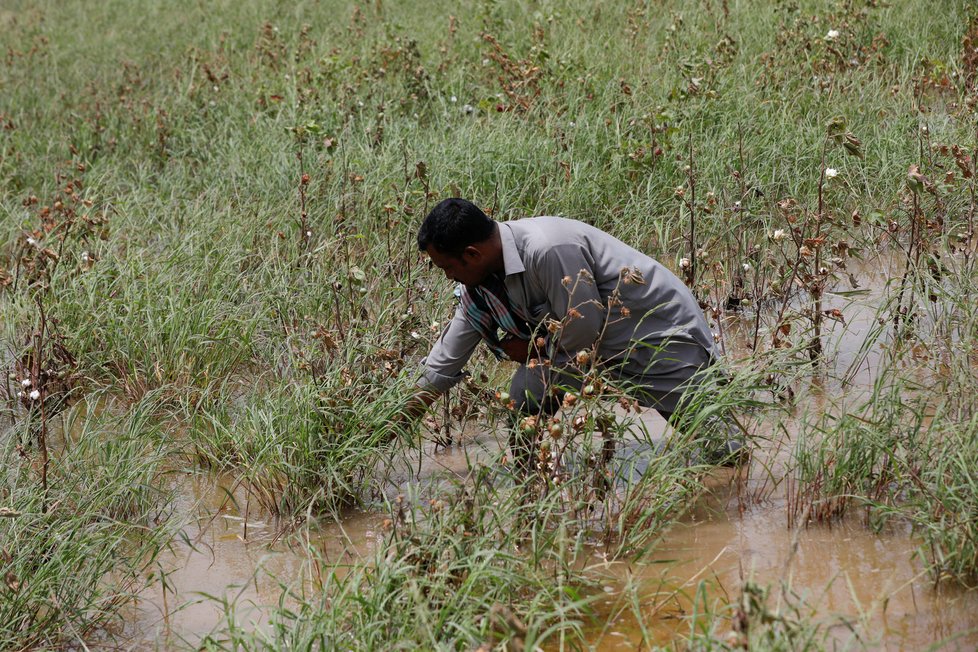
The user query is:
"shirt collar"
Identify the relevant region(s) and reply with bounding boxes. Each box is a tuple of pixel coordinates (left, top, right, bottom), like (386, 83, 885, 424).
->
(498, 222, 525, 276)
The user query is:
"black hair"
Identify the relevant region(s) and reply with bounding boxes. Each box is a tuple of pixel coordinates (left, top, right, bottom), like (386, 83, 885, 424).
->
(416, 198, 495, 256)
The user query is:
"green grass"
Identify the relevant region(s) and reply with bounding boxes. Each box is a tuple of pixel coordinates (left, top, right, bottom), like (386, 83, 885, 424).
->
(0, 393, 176, 649)
(180, 375, 410, 517)
(2, 0, 978, 647)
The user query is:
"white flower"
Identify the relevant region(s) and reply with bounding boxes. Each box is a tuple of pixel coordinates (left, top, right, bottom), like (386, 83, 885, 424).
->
(742, 263, 752, 272)
(21, 378, 31, 387)
(450, 95, 457, 103)
(26, 236, 37, 246)
(410, 331, 421, 340)
(305, 230, 312, 237)
(462, 104, 474, 114)
(772, 229, 788, 242)
(81, 251, 90, 262)
(29, 389, 40, 401)
(679, 257, 691, 270)
(568, 121, 576, 128)
(825, 29, 840, 41)
(824, 167, 838, 179)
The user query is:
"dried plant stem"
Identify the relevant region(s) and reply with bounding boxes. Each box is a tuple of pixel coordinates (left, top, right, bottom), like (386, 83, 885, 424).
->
(685, 133, 698, 292)
(32, 296, 50, 510)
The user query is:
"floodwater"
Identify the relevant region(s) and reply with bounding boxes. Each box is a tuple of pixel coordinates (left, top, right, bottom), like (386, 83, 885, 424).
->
(128, 442, 978, 650)
(583, 483, 978, 650)
(125, 473, 385, 646)
(126, 434, 508, 648)
(125, 253, 978, 649)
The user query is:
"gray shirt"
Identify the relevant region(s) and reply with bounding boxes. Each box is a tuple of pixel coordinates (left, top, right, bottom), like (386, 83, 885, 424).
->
(419, 216, 717, 393)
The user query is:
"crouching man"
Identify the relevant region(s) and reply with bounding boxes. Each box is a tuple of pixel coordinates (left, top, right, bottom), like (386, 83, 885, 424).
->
(403, 198, 742, 469)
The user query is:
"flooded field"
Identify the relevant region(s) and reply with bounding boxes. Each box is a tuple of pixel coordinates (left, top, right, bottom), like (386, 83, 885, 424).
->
(127, 445, 978, 648)
(4, 0, 978, 648)
(105, 255, 977, 650)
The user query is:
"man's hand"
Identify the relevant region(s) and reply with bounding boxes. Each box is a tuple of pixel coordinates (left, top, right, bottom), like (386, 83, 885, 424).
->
(403, 389, 439, 419)
(390, 389, 440, 441)
(500, 336, 531, 364)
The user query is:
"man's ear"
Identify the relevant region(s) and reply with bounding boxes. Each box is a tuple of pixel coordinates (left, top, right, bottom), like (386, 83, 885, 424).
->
(461, 244, 483, 263)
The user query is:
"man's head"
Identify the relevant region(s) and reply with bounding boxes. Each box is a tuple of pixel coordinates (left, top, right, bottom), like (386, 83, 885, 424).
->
(417, 198, 501, 287)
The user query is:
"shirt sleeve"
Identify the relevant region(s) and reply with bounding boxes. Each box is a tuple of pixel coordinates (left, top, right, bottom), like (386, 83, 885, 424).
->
(537, 244, 605, 355)
(417, 303, 482, 394)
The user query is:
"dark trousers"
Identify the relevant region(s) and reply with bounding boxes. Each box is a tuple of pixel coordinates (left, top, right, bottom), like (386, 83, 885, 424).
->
(507, 341, 716, 472)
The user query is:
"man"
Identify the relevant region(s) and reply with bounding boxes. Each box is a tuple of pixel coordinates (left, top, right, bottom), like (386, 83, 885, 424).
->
(406, 198, 738, 467)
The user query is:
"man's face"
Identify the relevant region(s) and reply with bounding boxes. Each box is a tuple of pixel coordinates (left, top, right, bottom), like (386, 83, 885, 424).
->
(425, 244, 488, 287)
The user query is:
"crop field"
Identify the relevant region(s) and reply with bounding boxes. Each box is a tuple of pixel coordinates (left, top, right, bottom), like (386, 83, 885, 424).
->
(2, 0, 978, 649)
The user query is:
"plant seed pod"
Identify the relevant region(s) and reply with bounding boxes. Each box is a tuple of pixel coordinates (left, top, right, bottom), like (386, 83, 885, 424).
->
(906, 165, 925, 194)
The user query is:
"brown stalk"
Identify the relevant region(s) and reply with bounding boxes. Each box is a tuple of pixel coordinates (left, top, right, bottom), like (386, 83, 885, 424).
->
(33, 296, 49, 511)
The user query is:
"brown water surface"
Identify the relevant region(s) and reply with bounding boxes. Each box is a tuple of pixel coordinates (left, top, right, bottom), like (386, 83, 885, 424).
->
(582, 482, 978, 650)
(128, 433, 507, 648)
(125, 253, 978, 649)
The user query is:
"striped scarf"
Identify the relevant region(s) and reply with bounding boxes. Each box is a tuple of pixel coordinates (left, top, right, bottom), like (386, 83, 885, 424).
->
(458, 274, 533, 360)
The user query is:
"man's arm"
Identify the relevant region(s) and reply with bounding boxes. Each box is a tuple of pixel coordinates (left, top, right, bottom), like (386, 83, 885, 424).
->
(417, 300, 482, 392)
(398, 301, 482, 429)
(500, 335, 532, 364)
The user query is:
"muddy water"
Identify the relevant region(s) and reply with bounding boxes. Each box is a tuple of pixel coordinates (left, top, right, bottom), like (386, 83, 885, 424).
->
(127, 433, 509, 647)
(584, 482, 978, 650)
(128, 254, 978, 649)
(133, 450, 978, 649)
